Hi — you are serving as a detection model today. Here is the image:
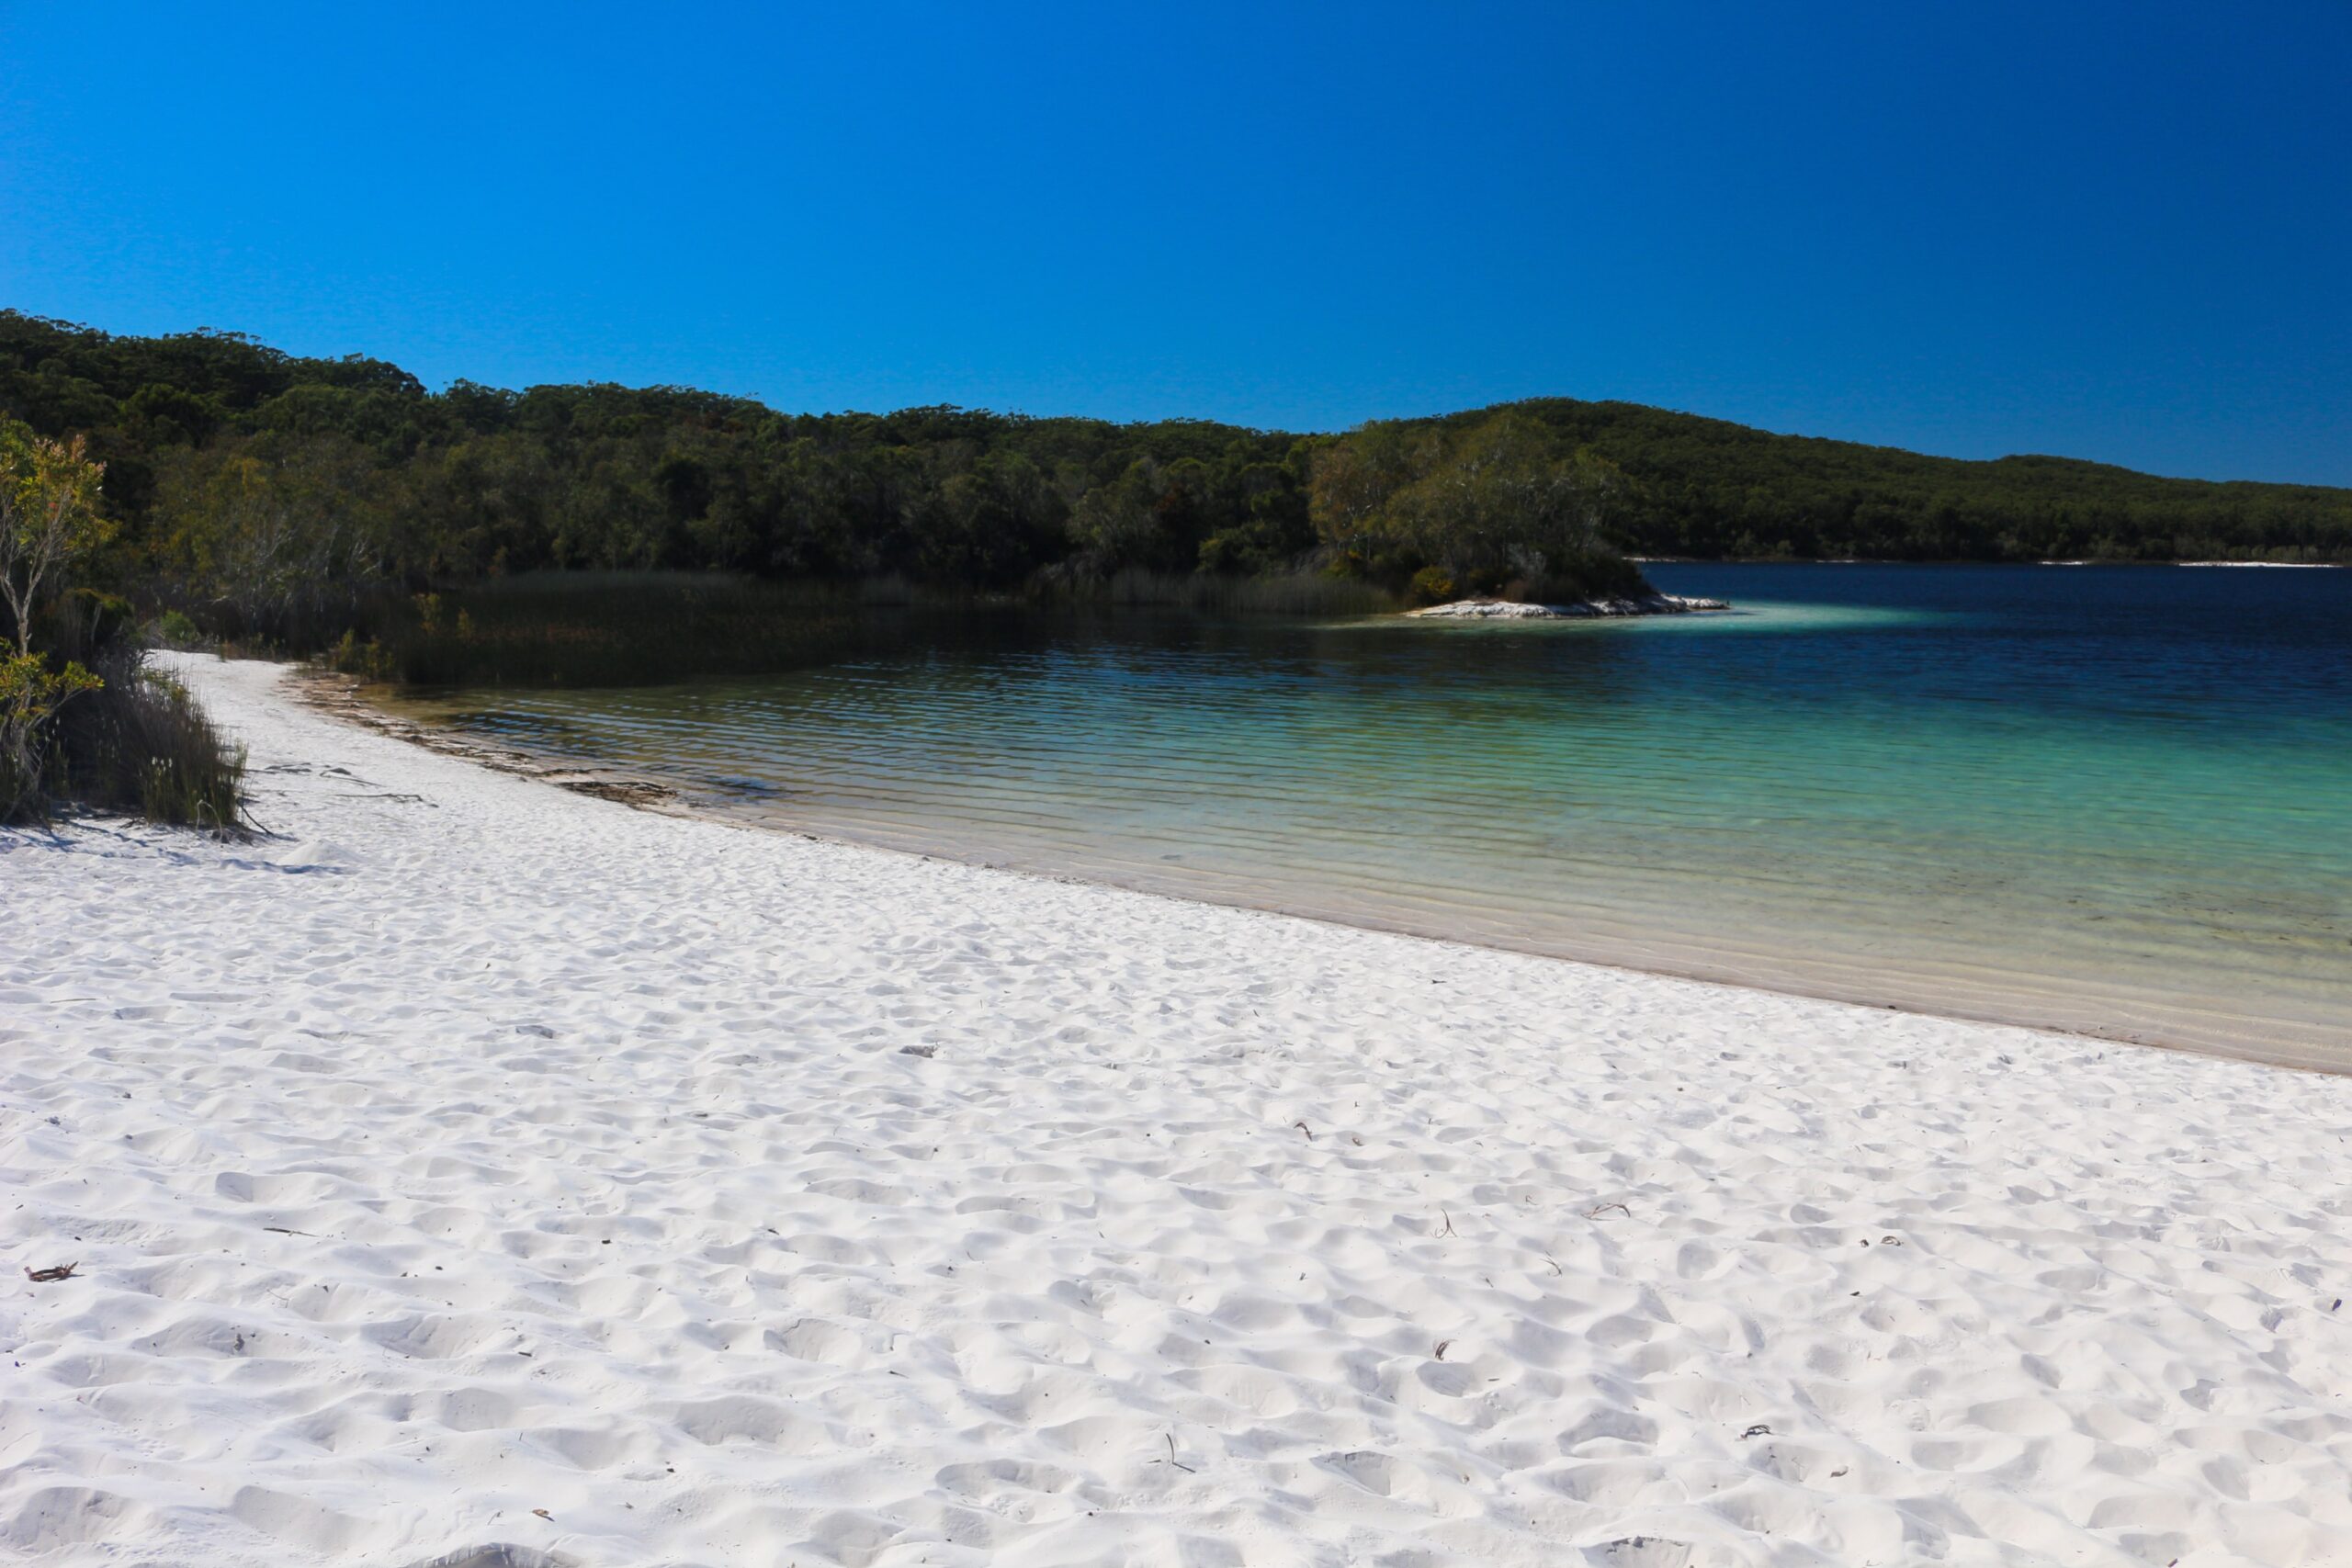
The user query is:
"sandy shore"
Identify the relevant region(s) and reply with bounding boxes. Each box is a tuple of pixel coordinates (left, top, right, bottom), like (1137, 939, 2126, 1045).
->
(6, 656, 2351, 1568)
(1407, 594, 1728, 618)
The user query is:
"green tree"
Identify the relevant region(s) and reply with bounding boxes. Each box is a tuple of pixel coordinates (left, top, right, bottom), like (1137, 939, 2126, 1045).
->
(155, 434, 394, 636)
(1067, 458, 1165, 570)
(1311, 412, 1640, 597)
(1385, 413, 1631, 591)
(6, 309, 2345, 615)
(1307, 421, 1425, 563)
(0, 420, 111, 654)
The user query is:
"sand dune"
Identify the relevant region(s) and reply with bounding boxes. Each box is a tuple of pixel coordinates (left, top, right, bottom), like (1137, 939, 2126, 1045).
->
(5, 655, 2350, 1566)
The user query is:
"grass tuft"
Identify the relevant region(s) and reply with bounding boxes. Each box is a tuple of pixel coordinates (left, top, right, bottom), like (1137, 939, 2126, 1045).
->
(6, 592, 252, 832)
(40, 656, 251, 833)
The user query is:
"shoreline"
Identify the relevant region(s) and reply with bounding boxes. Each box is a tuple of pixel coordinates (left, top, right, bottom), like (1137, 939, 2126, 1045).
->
(327, 667, 2345, 1077)
(1632, 555, 2347, 567)
(1406, 594, 1731, 619)
(10, 654, 2352, 1567)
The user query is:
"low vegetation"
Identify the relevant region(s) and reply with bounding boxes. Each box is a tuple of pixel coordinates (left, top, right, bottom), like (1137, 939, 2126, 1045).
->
(44, 592, 248, 829)
(0, 418, 245, 829)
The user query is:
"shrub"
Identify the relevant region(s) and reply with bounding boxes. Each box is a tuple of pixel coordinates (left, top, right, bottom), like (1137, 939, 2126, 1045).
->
(152, 608, 205, 649)
(0, 652, 101, 821)
(328, 628, 398, 682)
(1408, 566, 1457, 606)
(8, 592, 252, 832)
(37, 654, 250, 832)
(120, 669, 249, 830)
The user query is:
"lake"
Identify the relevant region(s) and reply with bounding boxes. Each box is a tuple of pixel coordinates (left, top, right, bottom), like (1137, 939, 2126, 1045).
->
(390, 564, 2352, 1068)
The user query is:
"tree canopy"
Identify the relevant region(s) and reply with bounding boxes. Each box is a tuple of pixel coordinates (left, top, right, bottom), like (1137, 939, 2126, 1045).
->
(3, 309, 2345, 638)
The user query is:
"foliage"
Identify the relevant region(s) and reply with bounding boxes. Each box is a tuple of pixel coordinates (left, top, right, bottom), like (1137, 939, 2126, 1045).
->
(328, 574, 882, 687)
(153, 433, 394, 642)
(1, 579, 247, 831)
(35, 646, 250, 831)
(1408, 566, 1457, 606)
(2, 309, 2347, 659)
(1084, 569, 1392, 615)
(322, 569, 1398, 690)
(0, 418, 112, 653)
(1484, 398, 2352, 564)
(108, 667, 250, 829)
(1310, 412, 1647, 599)
(151, 607, 204, 648)
(328, 628, 395, 682)
(0, 650, 100, 820)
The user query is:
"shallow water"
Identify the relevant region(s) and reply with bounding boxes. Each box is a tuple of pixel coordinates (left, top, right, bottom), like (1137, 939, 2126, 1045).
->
(394, 564, 2352, 1067)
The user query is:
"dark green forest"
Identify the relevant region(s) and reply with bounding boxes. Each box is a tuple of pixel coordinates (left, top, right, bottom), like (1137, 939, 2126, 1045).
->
(6, 310, 2346, 642)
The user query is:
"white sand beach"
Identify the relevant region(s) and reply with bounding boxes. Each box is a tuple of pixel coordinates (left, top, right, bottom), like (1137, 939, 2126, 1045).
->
(7, 654, 2352, 1568)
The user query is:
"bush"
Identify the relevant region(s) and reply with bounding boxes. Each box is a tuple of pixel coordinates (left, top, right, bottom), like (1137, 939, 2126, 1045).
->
(0, 652, 101, 821)
(7, 592, 251, 831)
(152, 608, 205, 649)
(121, 670, 250, 829)
(328, 627, 398, 682)
(1408, 566, 1457, 605)
(1504, 547, 1653, 604)
(38, 655, 249, 832)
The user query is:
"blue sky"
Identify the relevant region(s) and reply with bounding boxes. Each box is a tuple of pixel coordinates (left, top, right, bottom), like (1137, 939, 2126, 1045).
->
(3, 2, 2346, 483)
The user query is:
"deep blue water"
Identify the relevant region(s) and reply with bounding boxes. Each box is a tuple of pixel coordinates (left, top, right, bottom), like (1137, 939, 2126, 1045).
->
(1655, 561, 2352, 736)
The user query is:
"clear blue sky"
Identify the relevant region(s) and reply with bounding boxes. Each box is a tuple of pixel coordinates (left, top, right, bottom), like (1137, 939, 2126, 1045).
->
(4, 2, 2347, 484)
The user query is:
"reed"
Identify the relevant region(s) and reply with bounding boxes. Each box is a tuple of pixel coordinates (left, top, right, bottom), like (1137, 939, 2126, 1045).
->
(1079, 569, 1396, 616)
(17, 603, 249, 832)
(107, 667, 250, 831)
(326, 569, 1398, 689)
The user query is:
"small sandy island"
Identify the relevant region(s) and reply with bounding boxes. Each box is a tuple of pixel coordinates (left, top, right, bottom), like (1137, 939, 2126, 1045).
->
(1410, 594, 1730, 618)
(6, 655, 2350, 1567)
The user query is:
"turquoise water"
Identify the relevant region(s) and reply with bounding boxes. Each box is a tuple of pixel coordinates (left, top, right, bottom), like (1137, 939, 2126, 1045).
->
(397, 565, 2352, 1066)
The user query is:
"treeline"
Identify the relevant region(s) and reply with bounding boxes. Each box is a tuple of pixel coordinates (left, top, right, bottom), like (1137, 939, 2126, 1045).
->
(4, 310, 2346, 642)
(1479, 400, 2352, 563)
(4, 312, 1339, 637)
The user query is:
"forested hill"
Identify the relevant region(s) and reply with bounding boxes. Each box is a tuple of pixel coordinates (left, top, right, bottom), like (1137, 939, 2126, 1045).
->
(4, 310, 2345, 636)
(1476, 400, 2351, 562)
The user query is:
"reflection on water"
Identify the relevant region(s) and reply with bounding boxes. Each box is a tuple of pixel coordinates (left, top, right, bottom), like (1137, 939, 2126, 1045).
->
(391, 565, 2352, 1069)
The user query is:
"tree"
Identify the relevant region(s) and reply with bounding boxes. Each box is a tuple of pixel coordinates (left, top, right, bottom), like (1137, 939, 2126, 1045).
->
(0, 649, 100, 818)
(154, 434, 393, 637)
(1067, 458, 1165, 570)
(1385, 413, 1630, 589)
(1311, 412, 1640, 597)
(0, 420, 111, 655)
(6, 308, 2345, 605)
(1307, 422, 1425, 562)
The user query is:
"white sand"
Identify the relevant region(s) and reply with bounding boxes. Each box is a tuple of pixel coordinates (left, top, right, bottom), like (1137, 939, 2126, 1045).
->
(6, 657, 2352, 1568)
